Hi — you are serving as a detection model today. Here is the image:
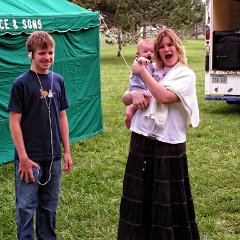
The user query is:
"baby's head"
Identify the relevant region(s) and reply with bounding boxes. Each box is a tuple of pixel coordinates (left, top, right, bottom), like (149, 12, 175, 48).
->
(136, 39, 154, 61)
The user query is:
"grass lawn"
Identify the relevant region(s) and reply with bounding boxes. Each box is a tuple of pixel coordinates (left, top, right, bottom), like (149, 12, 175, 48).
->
(0, 39, 239, 239)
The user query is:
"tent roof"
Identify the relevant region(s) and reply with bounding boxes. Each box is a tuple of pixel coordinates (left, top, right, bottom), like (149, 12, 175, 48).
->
(0, 0, 100, 35)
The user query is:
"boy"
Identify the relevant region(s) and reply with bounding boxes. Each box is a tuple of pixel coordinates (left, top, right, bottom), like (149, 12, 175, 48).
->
(8, 31, 72, 240)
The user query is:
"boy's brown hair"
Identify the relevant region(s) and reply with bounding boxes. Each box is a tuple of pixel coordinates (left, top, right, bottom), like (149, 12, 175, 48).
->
(26, 31, 55, 54)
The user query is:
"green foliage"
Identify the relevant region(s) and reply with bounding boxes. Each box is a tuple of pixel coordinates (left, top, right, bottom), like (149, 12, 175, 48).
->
(1, 40, 239, 239)
(70, 0, 205, 39)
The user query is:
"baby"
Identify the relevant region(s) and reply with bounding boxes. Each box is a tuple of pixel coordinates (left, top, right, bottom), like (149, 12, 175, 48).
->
(125, 39, 154, 129)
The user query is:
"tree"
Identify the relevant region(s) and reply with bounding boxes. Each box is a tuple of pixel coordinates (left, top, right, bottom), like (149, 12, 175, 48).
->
(68, 0, 117, 27)
(191, 0, 205, 39)
(68, 0, 122, 55)
(69, 0, 205, 53)
(70, 0, 205, 35)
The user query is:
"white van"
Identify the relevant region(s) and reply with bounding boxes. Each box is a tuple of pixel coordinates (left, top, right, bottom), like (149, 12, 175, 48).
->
(205, 0, 240, 103)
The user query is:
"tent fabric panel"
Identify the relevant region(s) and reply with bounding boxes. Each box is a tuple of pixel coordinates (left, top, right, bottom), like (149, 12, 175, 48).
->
(0, 72, 20, 120)
(0, 121, 14, 164)
(54, 29, 103, 144)
(0, 0, 100, 35)
(0, 34, 28, 69)
(53, 28, 101, 102)
(0, 0, 91, 15)
(68, 96, 103, 143)
(0, 26, 102, 164)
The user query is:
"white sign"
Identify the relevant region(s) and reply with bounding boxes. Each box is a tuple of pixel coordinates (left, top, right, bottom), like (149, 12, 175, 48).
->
(0, 18, 42, 31)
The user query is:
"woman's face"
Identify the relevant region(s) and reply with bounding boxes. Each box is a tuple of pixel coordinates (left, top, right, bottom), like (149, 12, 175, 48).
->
(158, 36, 179, 67)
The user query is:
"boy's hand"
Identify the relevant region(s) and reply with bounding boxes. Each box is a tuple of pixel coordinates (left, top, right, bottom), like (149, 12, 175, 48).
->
(18, 158, 40, 183)
(62, 153, 72, 173)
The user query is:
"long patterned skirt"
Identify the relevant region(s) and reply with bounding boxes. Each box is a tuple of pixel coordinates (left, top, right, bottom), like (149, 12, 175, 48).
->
(117, 132, 200, 240)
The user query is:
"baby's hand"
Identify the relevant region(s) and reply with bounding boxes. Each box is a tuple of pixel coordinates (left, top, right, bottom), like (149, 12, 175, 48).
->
(136, 57, 150, 66)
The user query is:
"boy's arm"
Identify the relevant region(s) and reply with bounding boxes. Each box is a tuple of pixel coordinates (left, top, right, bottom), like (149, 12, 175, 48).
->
(59, 110, 72, 173)
(9, 112, 39, 183)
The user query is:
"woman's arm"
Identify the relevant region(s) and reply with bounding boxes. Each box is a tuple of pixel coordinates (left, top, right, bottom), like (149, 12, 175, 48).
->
(132, 61, 179, 104)
(122, 90, 151, 109)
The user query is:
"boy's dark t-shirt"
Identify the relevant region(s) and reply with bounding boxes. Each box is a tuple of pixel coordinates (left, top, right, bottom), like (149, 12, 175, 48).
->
(8, 70, 69, 161)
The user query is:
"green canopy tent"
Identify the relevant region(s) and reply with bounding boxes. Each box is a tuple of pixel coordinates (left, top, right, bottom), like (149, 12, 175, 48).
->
(0, 0, 103, 164)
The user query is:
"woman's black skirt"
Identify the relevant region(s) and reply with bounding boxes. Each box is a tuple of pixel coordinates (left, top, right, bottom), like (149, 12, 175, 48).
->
(118, 132, 200, 240)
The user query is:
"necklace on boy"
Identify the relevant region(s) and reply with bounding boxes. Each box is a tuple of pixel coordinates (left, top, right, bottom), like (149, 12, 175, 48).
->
(35, 71, 53, 111)
(34, 71, 54, 186)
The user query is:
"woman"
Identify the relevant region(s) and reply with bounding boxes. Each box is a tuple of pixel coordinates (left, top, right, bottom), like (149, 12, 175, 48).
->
(118, 28, 200, 240)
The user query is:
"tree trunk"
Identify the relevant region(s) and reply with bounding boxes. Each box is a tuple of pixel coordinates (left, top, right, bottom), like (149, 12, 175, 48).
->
(117, 28, 122, 57)
(195, 22, 198, 40)
(142, 24, 147, 39)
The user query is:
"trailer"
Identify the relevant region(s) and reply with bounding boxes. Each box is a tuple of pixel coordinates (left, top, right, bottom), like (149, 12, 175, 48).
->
(205, 0, 240, 103)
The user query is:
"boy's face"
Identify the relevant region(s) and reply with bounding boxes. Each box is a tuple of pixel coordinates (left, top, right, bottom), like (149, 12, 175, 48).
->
(137, 42, 154, 61)
(31, 46, 54, 74)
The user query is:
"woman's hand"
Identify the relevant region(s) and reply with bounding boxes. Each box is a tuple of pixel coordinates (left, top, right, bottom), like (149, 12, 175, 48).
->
(132, 60, 145, 76)
(130, 91, 151, 109)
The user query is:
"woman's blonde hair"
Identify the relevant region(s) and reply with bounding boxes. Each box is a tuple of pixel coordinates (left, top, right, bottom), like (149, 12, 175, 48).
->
(154, 28, 187, 68)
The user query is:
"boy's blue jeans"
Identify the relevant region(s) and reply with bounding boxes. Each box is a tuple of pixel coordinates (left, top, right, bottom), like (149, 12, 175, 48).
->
(15, 160, 62, 240)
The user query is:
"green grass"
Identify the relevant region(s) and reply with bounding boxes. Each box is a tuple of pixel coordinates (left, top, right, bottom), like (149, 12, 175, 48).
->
(0, 40, 240, 239)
